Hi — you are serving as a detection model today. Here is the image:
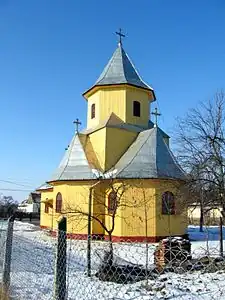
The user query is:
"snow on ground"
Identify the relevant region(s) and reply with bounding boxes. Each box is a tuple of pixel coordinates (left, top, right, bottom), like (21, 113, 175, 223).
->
(1, 222, 225, 299)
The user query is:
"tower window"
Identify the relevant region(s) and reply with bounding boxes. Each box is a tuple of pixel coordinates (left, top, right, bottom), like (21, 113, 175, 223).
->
(56, 192, 62, 213)
(91, 103, 95, 119)
(133, 101, 141, 117)
(162, 191, 175, 215)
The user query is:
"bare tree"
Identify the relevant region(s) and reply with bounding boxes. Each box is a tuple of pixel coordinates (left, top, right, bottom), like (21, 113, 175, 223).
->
(62, 178, 158, 267)
(175, 91, 225, 226)
(0, 195, 18, 218)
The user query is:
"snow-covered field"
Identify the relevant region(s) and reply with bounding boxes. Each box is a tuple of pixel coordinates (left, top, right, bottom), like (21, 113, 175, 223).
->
(1, 222, 225, 299)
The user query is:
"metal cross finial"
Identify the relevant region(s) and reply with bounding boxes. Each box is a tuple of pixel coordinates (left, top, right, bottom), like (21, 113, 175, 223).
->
(151, 107, 161, 127)
(73, 118, 82, 133)
(116, 28, 125, 45)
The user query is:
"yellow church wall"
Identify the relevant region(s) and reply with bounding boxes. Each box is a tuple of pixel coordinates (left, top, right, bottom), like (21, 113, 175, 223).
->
(55, 182, 93, 234)
(40, 189, 54, 229)
(87, 128, 106, 171)
(125, 87, 151, 127)
(99, 87, 126, 122)
(105, 127, 137, 171)
(40, 178, 187, 241)
(154, 180, 187, 237)
(87, 90, 100, 129)
(85, 85, 153, 130)
(86, 86, 126, 129)
(103, 180, 157, 239)
(80, 134, 102, 171)
(102, 179, 187, 240)
(92, 185, 106, 235)
(41, 181, 96, 235)
(119, 180, 156, 238)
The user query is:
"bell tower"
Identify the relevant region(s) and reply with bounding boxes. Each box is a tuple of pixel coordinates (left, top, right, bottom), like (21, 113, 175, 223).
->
(83, 31, 156, 131)
(81, 31, 156, 172)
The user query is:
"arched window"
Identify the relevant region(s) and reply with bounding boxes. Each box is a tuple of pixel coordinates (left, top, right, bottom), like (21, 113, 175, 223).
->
(108, 191, 117, 214)
(162, 191, 175, 215)
(45, 203, 49, 214)
(56, 192, 62, 213)
(91, 103, 95, 119)
(133, 101, 141, 117)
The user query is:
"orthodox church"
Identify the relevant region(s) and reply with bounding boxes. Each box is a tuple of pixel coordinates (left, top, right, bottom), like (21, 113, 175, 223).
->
(38, 33, 187, 242)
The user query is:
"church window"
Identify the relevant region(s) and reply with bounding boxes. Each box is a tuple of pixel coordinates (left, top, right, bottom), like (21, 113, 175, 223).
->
(45, 203, 49, 214)
(108, 191, 117, 214)
(91, 103, 95, 119)
(56, 192, 62, 213)
(133, 101, 141, 117)
(162, 191, 175, 215)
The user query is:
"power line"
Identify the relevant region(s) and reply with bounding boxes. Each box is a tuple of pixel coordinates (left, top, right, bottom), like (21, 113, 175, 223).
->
(0, 188, 32, 192)
(0, 179, 34, 188)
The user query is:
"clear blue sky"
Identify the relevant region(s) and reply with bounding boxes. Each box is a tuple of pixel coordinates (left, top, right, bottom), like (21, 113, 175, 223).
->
(0, 0, 225, 201)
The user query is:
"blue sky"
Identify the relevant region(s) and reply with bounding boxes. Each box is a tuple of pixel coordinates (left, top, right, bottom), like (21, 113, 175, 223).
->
(0, 0, 225, 201)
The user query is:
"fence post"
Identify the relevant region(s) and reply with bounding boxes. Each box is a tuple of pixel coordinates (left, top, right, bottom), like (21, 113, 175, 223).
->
(87, 187, 92, 277)
(2, 216, 14, 294)
(220, 217, 223, 257)
(54, 217, 67, 300)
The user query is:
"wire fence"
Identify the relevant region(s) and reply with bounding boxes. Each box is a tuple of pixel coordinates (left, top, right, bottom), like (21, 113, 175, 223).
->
(0, 221, 7, 277)
(1, 220, 225, 299)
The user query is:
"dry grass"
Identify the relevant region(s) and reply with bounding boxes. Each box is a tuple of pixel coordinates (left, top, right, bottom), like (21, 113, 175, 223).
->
(0, 286, 10, 300)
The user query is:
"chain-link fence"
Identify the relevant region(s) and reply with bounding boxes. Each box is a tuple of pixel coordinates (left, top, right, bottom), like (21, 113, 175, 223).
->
(2, 220, 225, 299)
(0, 220, 7, 279)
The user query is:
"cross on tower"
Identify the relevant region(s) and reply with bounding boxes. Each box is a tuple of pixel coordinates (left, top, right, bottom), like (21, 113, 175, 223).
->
(116, 28, 125, 45)
(151, 107, 161, 127)
(73, 118, 82, 133)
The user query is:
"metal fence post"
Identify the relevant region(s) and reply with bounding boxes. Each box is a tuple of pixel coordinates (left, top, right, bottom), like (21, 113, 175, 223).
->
(2, 216, 14, 294)
(87, 187, 92, 277)
(220, 217, 223, 257)
(54, 217, 67, 300)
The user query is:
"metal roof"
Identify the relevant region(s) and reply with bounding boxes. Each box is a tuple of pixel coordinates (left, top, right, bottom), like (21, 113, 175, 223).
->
(94, 43, 154, 92)
(110, 126, 185, 180)
(49, 134, 97, 181)
(82, 114, 169, 138)
(36, 183, 53, 191)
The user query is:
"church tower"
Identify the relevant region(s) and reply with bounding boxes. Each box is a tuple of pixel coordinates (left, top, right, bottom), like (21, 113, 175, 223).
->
(83, 41, 155, 129)
(81, 32, 157, 171)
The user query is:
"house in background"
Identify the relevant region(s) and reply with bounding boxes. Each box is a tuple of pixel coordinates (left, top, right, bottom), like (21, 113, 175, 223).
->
(18, 192, 41, 214)
(188, 203, 222, 225)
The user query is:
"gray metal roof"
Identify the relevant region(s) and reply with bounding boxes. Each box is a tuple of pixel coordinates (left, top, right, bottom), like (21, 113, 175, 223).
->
(95, 43, 154, 92)
(49, 134, 97, 181)
(110, 126, 185, 180)
(82, 113, 169, 138)
(36, 183, 53, 191)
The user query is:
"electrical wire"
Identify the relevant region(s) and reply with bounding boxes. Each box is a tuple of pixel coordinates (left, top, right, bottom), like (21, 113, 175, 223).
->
(0, 188, 33, 192)
(0, 179, 34, 188)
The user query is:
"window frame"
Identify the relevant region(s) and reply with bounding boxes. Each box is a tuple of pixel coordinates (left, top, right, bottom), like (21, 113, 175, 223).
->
(56, 192, 62, 213)
(133, 101, 141, 117)
(91, 103, 95, 119)
(162, 191, 175, 215)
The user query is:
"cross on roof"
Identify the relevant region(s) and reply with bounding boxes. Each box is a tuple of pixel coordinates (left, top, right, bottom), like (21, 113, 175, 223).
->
(73, 118, 82, 133)
(151, 107, 161, 127)
(116, 28, 125, 45)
